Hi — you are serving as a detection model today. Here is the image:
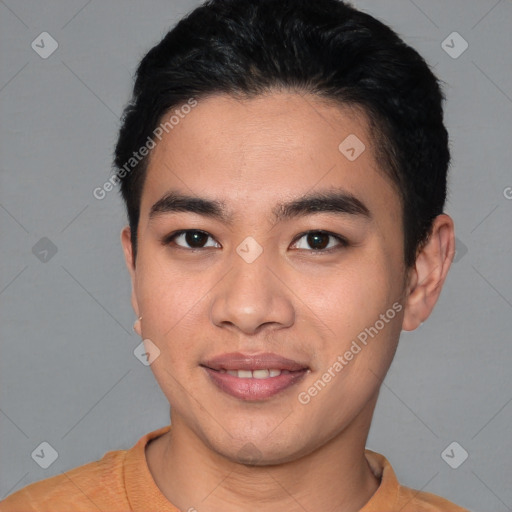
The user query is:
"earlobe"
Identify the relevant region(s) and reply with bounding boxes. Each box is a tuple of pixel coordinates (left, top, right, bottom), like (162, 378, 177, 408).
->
(133, 316, 143, 337)
(401, 214, 455, 332)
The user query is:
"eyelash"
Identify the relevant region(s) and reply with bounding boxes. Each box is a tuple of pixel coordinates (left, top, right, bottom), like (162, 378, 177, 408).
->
(160, 229, 349, 254)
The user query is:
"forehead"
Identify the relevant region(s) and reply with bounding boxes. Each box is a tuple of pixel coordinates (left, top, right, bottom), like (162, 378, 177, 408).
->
(140, 92, 401, 227)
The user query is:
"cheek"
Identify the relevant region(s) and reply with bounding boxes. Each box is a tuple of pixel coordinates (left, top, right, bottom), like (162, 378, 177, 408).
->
(133, 258, 205, 380)
(305, 260, 394, 340)
(303, 254, 403, 388)
(135, 248, 206, 336)
(134, 257, 206, 406)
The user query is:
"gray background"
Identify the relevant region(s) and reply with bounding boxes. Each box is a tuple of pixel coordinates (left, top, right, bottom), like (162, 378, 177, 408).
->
(1, 1, 511, 510)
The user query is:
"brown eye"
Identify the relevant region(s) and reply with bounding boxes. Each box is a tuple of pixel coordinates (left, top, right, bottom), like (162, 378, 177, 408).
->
(306, 232, 330, 250)
(182, 231, 209, 248)
(163, 230, 220, 250)
(292, 231, 348, 252)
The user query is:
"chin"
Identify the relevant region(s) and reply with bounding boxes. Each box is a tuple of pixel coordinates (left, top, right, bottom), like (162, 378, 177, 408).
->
(209, 431, 313, 467)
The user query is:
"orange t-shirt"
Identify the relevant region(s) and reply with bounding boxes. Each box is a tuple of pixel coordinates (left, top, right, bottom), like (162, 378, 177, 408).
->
(1, 425, 469, 511)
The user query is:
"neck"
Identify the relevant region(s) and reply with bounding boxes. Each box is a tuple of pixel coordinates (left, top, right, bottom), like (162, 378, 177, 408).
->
(146, 397, 380, 512)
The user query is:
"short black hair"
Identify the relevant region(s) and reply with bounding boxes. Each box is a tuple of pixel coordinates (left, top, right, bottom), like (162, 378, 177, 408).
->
(114, 0, 450, 268)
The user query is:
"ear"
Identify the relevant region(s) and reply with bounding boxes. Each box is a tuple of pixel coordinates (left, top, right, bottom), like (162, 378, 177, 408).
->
(402, 214, 456, 331)
(121, 226, 141, 325)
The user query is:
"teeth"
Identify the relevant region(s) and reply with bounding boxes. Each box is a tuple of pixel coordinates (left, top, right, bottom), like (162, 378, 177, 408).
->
(224, 369, 284, 379)
(253, 369, 269, 379)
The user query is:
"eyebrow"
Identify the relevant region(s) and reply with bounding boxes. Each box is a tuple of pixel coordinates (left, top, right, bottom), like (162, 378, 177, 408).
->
(149, 189, 372, 225)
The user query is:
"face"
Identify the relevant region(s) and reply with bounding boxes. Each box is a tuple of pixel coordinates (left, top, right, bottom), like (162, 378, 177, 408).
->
(122, 92, 409, 464)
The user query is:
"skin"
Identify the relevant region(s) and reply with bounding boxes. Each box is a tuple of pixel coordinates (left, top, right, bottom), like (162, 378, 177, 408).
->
(121, 91, 455, 512)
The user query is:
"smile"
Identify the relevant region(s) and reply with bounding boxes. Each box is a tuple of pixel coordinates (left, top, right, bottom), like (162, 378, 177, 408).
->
(200, 352, 310, 401)
(219, 369, 289, 379)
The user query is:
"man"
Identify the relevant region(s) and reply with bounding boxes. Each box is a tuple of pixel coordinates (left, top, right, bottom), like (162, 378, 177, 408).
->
(1, 0, 469, 510)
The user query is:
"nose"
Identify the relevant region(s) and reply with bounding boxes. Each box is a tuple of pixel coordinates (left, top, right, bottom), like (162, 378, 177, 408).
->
(210, 249, 295, 336)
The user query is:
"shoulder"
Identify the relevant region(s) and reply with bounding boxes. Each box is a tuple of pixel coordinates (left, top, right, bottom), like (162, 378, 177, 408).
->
(362, 449, 470, 512)
(395, 484, 471, 511)
(0, 449, 129, 512)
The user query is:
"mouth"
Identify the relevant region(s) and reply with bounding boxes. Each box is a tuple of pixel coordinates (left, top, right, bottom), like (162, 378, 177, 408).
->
(213, 368, 294, 378)
(200, 352, 310, 401)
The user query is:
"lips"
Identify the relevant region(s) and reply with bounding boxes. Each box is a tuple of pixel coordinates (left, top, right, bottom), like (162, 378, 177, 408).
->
(201, 352, 308, 372)
(201, 352, 309, 400)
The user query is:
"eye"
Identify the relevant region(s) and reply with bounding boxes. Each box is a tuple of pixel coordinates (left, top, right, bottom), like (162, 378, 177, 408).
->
(162, 230, 220, 250)
(161, 229, 348, 253)
(291, 231, 348, 253)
